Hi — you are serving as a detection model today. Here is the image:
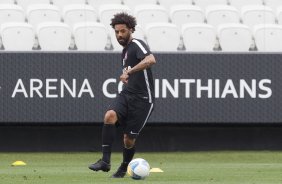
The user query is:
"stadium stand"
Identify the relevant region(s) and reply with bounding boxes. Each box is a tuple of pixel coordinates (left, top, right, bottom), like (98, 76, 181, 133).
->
(0, 0, 281, 51)
(229, 0, 264, 10)
(253, 24, 282, 51)
(169, 5, 205, 28)
(52, 0, 86, 10)
(181, 23, 216, 51)
(134, 4, 169, 28)
(0, 22, 35, 51)
(276, 6, 282, 24)
(205, 5, 240, 28)
(16, 0, 50, 10)
(73, 22, 108, 51)
(62, 4, 98, 27)
(0, 4, 25, 26)
(241, 5, 276, 28)
(145, 22, 181, 51)
(88, 0, 121, 11)
(132, 24, 147, 43)
(26, 4, 61, 28)
(264, 0, 281, 11)
(158, 0, 193, 10)
(37, 22, 72, 51)
(123, 0, 157, 11)
(217, 23, 253, 51)
(0, 0, 15, 4)
(193, 0, 227, 10)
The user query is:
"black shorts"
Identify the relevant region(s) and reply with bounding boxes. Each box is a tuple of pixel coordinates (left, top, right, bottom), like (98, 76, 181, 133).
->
(107, 91, 154, 138)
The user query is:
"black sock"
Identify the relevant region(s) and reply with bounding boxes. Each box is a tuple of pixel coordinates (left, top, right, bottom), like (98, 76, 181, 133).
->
(101, 124, 116, 164)
(122, 146, 136, 167)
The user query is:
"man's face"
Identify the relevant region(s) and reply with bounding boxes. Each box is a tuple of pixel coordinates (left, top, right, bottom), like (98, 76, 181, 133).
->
(114, 24, 132, 46)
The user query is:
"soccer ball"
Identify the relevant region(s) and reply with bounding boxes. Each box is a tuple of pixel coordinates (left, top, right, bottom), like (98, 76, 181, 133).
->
(127, 158, 150, 180)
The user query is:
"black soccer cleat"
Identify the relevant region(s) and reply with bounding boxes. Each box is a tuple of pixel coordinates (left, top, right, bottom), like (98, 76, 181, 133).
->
(89, 159, 111, 172)
(111, 162, 128, 178)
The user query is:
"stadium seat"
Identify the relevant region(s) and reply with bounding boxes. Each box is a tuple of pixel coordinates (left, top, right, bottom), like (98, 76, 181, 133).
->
(0, 0, 15, 4)
(206, 5, 240, 28)
(264, 0, 282, 11)
(276, 6, 282, 24)
(0, 22, 35, 51)
(52, 0, 86, 10)
(63, 4, 98, 27)
(158, 0, 193, 10)
(241, 5, 276, 28)
(73, 22, 108, 51)
(37, 22, 72, 51)
(181, 23, 216, 51)
(16, 0, 50, 10)
(134, 4, 169, 28)
(217, 23, 252, 51)
(253, 24, 282, 52)
(123, 0, 157, 11)
(132, 24, 147, 43)
(193, 0, 227, 10)
(229, 0, 264, 10)
(99, 4, 131, 30)
(145, 23, 181, 51)
(26, 4, 61, 28)
(88, 0, 121, 11)
(170, 5, 205, 28)
(0, 4, 25, 26)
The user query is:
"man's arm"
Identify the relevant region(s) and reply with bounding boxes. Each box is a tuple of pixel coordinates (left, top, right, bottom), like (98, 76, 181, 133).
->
(127, 54, 156, 75)
(120, 54, 156, 84)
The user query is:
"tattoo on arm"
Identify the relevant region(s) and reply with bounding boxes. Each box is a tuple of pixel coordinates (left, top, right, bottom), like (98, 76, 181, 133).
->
(128, 54, 156, 75)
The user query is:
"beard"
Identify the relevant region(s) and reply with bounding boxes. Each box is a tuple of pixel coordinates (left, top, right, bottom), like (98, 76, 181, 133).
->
(117, 35, 130, 46)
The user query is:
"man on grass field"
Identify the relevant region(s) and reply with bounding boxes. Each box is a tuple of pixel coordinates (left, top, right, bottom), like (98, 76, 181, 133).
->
(88, 12, 156, 178)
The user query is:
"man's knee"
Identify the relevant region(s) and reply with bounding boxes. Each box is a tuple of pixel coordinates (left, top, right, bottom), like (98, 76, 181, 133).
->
(124, 134, 136, 148)
(104, 110, 117, 124)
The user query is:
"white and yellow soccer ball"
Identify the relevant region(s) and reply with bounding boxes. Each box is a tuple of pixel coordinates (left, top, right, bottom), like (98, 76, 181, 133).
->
(127, 158, 150, 180)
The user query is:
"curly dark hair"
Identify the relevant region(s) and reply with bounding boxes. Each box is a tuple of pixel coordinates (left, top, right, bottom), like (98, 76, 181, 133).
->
(110, 12, 136, 32)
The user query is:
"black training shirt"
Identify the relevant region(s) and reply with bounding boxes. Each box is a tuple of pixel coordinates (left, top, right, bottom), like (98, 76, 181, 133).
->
(121, 38, 154, 103)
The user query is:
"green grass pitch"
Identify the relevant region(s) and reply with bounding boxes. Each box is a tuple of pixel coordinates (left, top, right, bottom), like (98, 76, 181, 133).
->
(1, 152, 282, 184)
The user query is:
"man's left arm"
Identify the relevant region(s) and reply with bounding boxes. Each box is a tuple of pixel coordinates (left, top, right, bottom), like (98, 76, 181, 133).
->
(120, 54, 156, 84)
(127, 54, 156, 75)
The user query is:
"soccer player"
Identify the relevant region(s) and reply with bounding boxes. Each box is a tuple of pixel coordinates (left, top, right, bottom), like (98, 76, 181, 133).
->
(88, 12, 156, 178)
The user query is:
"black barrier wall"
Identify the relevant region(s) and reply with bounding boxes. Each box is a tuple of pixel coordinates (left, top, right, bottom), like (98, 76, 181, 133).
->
(0, 52, 282, 123)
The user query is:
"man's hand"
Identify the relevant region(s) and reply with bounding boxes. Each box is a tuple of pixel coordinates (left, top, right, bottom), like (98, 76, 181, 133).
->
(120, 71, 129, 84)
